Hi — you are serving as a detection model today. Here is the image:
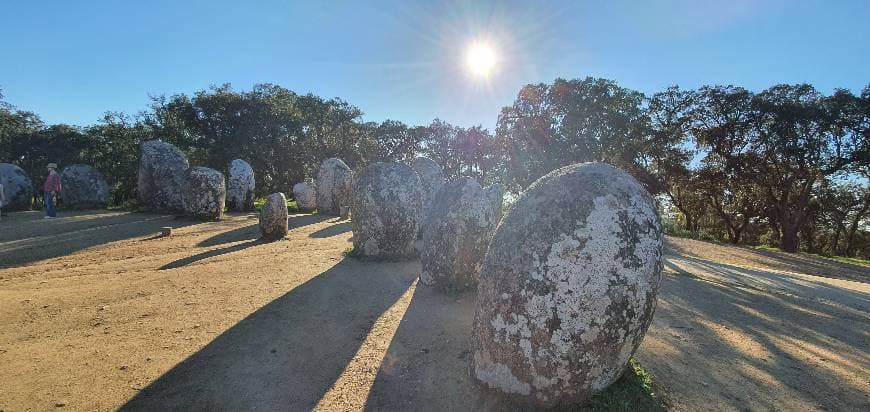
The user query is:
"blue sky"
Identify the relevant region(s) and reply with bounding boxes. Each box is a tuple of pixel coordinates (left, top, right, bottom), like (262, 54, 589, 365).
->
(1, 0, 868, 130)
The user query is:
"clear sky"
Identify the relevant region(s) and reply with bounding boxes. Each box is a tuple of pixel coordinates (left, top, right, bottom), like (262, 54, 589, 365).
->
(1, 0, 868, 130)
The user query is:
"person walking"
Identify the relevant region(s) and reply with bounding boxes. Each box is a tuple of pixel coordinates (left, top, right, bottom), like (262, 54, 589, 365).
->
(43, 163, 61, 219)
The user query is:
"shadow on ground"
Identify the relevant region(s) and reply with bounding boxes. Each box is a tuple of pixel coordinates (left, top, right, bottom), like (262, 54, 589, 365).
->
(0, 211, 201, 268)
(161, 239, 263, 270)
(638, 253, 870, 410)
(310, 222, 351, 238)
(121, 258, 420, 411)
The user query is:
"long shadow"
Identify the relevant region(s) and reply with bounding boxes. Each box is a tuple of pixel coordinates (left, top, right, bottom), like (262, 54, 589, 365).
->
(0, 212, 201, 268)
(197, 224, 260, 247)
(637, 260, 870, 411)
(288, 213, 331, 230)
(122, 258, 420, 411)
(160, 240, 263, 270)
(309, 222, 351, 238)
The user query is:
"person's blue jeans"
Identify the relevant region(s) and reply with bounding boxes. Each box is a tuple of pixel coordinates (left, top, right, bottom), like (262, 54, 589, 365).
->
(44, 192, 56, 217)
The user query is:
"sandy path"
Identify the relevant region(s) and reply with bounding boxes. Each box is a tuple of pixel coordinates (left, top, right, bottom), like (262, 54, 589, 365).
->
(1, 211, 868, 411)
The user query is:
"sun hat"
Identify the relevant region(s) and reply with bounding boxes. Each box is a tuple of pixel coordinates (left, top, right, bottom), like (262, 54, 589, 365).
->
(47, 163, 57, 169)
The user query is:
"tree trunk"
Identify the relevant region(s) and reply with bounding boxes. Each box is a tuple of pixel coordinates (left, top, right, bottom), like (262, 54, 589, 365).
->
(830, 228, 841, 256)
(779, 225, 799, 253)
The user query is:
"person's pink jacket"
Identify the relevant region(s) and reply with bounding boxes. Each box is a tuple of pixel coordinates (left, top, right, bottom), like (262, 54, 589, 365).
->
(43, 173, 61, 193)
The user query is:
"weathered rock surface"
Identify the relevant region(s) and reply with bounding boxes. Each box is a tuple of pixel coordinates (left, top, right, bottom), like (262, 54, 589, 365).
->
(226, 159, 255, 212)
(0, 163, 33, 211)
(316, 158, 353, 214)
(472, 162, 663, 408)
(421, 177, 503, 291)
(59, 164, 109, 210)
(411, 157, 445, 239)
(259, 192, 289, 241)
(293, 182, 316, 211)
(351, 162, 423, 259)
(484, 183, 505, 222)
(182, 167, 225, 220)
(138, 140, 189, 213)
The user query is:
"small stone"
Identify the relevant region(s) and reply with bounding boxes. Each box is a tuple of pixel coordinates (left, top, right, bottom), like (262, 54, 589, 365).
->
(259, 192, 289, 241)
(226, 159, 255, 212)
(55, 401, 66, 408)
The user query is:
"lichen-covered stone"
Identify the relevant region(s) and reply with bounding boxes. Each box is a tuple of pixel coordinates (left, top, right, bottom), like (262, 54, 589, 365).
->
(182, 167, 226, 220)
(227, 159, 255, 212)
(59, 164, 109, 210)
(484, 183, 505, 222)
(421, 177, 503, 291)
(293, 182, 316, 211)
(316, 158, 353, 215)
(472, 162, 663, 408)
(137, 140, 189, 213)
(0, 163, 33, 211)
(259, 192, 288, 241)
(351, 162, 423, 259)
(411, 157, 445, 239)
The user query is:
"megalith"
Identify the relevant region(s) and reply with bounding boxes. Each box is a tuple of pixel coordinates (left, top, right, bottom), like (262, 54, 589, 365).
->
(0, 163, 33, 211)
(316, 158, 353, 215)
(182, 167, 226, 220)
(59, 164, 109, 210)
(259, 192, 289, 241)
(227, 159, 255, 212)
(293, 182, 316, 211)
(137, 140, 189, 213)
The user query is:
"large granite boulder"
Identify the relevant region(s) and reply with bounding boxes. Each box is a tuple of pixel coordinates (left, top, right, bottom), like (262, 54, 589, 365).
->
(484, 183, 505, 221)
(138, 140, 189, 213)
(227, 159, 255, 212)
(316, 158, 353, 215)
(0, 163, 33, 211)
(351, 162, 423, 259)
(472, 163, 663, 408)
(259, 192, 289, 241)
(182, 167, 226, 220)
(420, 177, 503, 291)
(59, 164, 109, 210)
(411, 156, 445, 239)
(293, 182, 316, 211)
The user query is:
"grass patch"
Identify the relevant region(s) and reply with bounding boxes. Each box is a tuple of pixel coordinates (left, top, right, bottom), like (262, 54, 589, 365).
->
(342, 246, 357, 257)
(753, 245, 870, 267)
(253, 197, 299, 214)
(576, 357, 664, 412)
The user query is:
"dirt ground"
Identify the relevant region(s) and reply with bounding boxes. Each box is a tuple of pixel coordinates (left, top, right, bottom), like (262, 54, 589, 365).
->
(0, 211, 868, 411)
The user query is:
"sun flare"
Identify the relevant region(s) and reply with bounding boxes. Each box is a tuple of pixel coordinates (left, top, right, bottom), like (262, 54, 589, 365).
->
(465, 42, 498, 77)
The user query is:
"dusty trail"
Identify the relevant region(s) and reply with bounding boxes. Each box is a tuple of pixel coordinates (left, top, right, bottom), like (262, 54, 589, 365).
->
(0, 211, 867, 411)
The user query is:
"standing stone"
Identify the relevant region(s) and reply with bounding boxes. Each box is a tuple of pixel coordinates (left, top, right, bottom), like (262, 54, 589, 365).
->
(259, 192, 289, 241)
(182, 167, 226, 220)
(227, 159, 255, 212)
(293, 182, 316, 211)
(351, 162, 423, 259)
(0, 163, 33, 211)
(484, 183, 505, 222)
(472, 163, 663, 408)
(421, 177, 503, 291)
(411, 157, 445, 239)
(316, 158, 353, 215)
(59, 164, 109, 210)
(138, 140, 189, 213)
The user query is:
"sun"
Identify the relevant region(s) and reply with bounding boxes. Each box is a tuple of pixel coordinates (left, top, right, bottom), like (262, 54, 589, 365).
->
(465, 42, 498, 77)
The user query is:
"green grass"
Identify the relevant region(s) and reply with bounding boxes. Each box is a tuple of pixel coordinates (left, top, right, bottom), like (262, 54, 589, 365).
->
(342, 246, 356, 257)
(576, 358, 664, 412)
(753, 245, 870, 267)
(253, 197, 299, 213)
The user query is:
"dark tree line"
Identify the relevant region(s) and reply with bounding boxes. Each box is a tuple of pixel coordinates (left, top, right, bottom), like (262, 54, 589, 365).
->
(1, 78, 868, 256)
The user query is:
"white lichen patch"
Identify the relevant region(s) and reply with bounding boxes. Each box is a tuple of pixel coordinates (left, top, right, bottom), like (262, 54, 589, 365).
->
(474, 350, 532, 396)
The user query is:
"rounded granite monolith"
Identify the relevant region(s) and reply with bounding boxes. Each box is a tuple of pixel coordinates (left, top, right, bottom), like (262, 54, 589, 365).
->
(59, 164, 109, 210)
(316, 158, 353, 215)
(138, 140, 189, 213)
(227, 159, 255, 212)
(351, 162, 423, 259)
(0, 163, 33, 211)
(259, 192, 289, 241)
(420, 177, 502, 291)
(472, 162, 663, 408)
(182, 167, 225, 220)
(293, 182, 316, 211)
